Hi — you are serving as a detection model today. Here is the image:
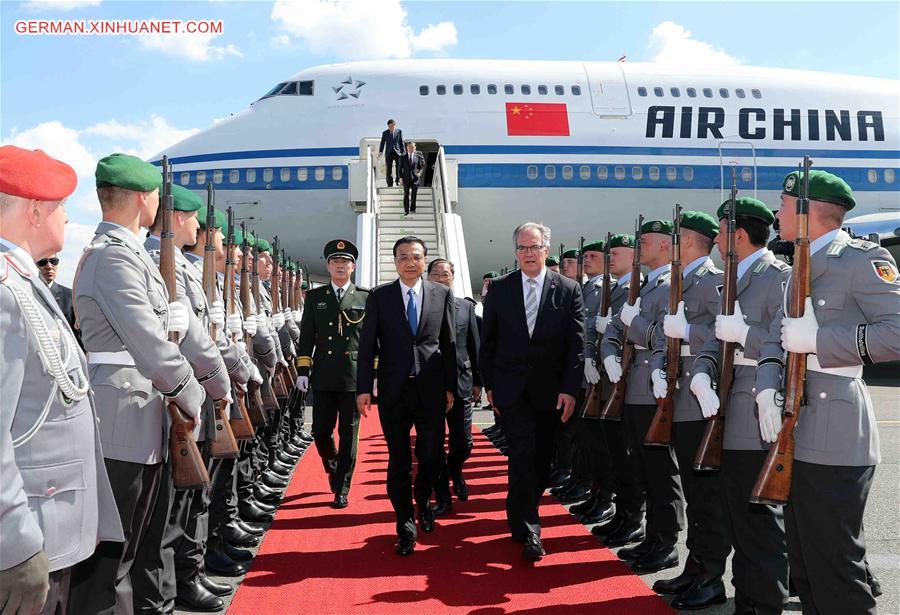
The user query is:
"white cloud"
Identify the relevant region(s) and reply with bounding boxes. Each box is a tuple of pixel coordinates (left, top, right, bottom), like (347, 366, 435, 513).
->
(21, 0, 101, 11)
(55, 221, 97, 287)
(138, 26, 242, 62)
(271, 33, 292, 49)
(270, 0, 457, 59)
(84, 115, 201, 159)
(647, 21, 739, 67)
(3, 120, 97, 178)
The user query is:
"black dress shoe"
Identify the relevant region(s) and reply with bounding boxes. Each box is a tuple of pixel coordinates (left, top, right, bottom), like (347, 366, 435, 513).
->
(222, 524, 260, 547)
(652, 568, 698, 595)
(283, 442, 305, 456)
(298, 430, 314, 441)
(549, 477, 574, 497)
(239, 501, 274, 524)
(254, 484, 282, 503)
(205, 548, 247, 577)
(223, 541, 253, 563)
(418, 506, 435, 533)
(570, 493, 597, 515)
(452, 474, 469, 501)
(558, 482, 592, 504)
(175, 577, 224, 612)
(262, 472, 289, 490)
(237, 520, 265, 536)
(604, 522, 644, 547)
(433, 499, 452, 515)
(548, 468, 570, 488)
(251, 498, 277, 514)
(671, 576, 727, 610)
(618, 538, 658, 561)
(632, 545, 679, 573)
(591, 514, 624, 538)
(332, 495, 349, 509)
(522, 534, 546, 561)
(581, 501, 615, 525)
(198, 575, 233, 597)
(867, 567, 883, 598)
(277, 451, 298, 465)
(269, 460, 292, 477)
(395, 534, 416, 556)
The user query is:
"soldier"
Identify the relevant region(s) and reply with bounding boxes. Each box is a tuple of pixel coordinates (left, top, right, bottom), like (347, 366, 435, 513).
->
(545, 255, 561, 273)
(0, 146, 124, 615)
(649, 211, 730, 609)
(601, 219, 685, 572)
(691, 197, 791, 614)
(296, 239, 368, 508)
(764, 171, 898, 614)
(560, 248, 579, 280)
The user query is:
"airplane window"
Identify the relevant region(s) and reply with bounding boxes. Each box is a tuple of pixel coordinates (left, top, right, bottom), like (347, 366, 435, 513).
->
(538, 85, 548, 95)
(596, 166, 608, 180)
(213, 170, 224, 184)
(686, 88, 697, 98)
(684, 167, 694, 181)
(632, 166, 643, 180)
(315, 167, 325, 181)
(670, 88, 680, 97)
(487, 84, 497, 94)
(666, 167, 677, 181)
(263, 82, 287, 98)
(719, 88, 730, 98)
(504, 84, 514, 95)
(297, 168, 308, 181)
(653, 87, 664, 97)
(196, 171, 206, 185)
(471, 84, 480, 94)
(741, 167, 753, 182)
(562, 165, 573, 180)
(614, 166, 625, 180)
(649, 167, 660, 181)
(703, 88, 713, 98)
(751, 89, 762, 99)
(332, 167, 343, 181)
(280, 82, 299, 95)
(544, 165, 556, 180)
(229, 170, 239, 184)
(735, 88, 746, 99)
(521, 85, 531, 95)
(555, 85, 565, 95)
(637, 87, 648, 97)
(885, 169, 896, 184)
(867, 169, 877, 184)
(246, 169, 256, 183)
(436, 85, 446, 95)
(280, 168, 290, 182)
(579, 165, 591, 180)
(263, 168, 273, 183)
(297, 81, 313, 95)
(453, 84, 463, 95)
(527, 165, 538, 180)
(571, 85, 582, 95)
(419, 85, 429, 96)
(180, 172, 190, 185)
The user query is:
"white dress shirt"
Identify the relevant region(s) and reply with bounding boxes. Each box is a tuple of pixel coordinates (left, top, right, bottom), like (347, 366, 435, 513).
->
(399, 277, 423, 322)
(521, 266, 547, 310)
(737, 247, 771, 282)
(332, 280, 351, 301)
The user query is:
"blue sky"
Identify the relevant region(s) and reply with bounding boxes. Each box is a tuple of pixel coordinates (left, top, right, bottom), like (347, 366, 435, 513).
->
(2, 0, 898, 283)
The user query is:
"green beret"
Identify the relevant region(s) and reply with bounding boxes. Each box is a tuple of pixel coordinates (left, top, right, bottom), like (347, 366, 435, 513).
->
(716, 197, 775, 225)
(545, 256, 560, 267)
(561, 249, 579, 259)
(231, 227, 243, 246)
(782, 169, 856, 210)
(641, 219, 674, 235)
(483, 271, 500, 280)
(198, 206, 226, 230)
(582, 239, 605, 253)
(169, 184, 202, 213)
(96, 153, 161, 192)
(608, 233, 635, 249)
(255, 238, 271, 253)
(245, 232, 256, 248)
(680, 211, 719, 239)
(324, 239, 358, 262)
(301, 281, 309, 289)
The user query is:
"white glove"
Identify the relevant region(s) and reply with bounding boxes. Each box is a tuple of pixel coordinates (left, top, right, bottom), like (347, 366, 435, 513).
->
(250, 364, 263, 385)
(226, 312, 243, 336)
(595, 308, 612, 335)
(167, 301, 189, 338)
(781, 297, 818, 354)
(715, 300, 750, 345)
(603, 355, 623, 383)
(243, 317, 257, 337)
(756, 388, 783, 443)
(296, 375, 309, 392)
(293, 309, 302, 322)
(209, 300, 225, 330)
(284, 308, 294, 323)
(218, 390, 233, 405)
(280, 358, 289, 369)
(236, 340, 246, 354)
(620, 297, 641, 327)
(272, 311, 285, 329)
(584, 360, 600, 385)
(651, 369, 668, 399)
(663, 300, 688, 340)
(690, 373, 720, 418)
(255, 312, 267, 332)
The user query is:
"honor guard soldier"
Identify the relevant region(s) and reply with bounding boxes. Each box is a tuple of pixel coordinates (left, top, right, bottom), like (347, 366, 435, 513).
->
(560, 248, 579, 281)
(296, 239, 369, 508)
(0, 146, 124, 615)
(691, 197, 791, 614)
(545, 255, 560, 273)
(764, 171, 899, 614)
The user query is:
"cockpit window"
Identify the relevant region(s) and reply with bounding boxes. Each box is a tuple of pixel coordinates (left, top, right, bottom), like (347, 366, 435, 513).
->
(259, 80, 314, 100)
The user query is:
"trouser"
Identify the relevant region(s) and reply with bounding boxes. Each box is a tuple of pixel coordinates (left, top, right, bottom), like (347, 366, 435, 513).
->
(402, 182, 419, 213)
(131, 463, 178, 614)
(436, 395, 474, 499)
(38, 567, 71, 615)
(578, 415, 615, 504)
(625, 404, 684, 547)
(209, 455, 239, 538)
(312, 390, 361, 496)
(68, 460, 163, 615)
(602, 416, 645, 519)
(721, 449, 788, 615)
(503, 396, 561, 540)
(671, 421, 730, 577)
(174, 448, 220, 584)
(568, 389, 592, 484)
(554, 408, 579, 472)
(785, 461, 876, 615)
(385, 150, 401, 186)
(377, 380, 445, 539)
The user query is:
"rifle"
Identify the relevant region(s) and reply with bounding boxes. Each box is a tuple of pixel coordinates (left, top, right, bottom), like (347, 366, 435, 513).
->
(281, 250, 298, 382)
(750, 157, 813, 505)
(694, 169, 740, 470)
(599, 215, 643, 421)
(267, 238, 290, 400)
(576, 236, 585, 287)
(159, 157, 209, 490)
(240, 222, 270, 425)
(251, 236, 285, 407)
(223, 208, 255, 440)
(581, 231, 613, 419)
(202, 185, 239, 459)
(645, 205, 683, 446)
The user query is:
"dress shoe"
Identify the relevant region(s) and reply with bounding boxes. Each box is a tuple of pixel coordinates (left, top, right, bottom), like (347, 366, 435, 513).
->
(283, 442, 305, 456)
(570, 492, 597, 515)
(198, 575, 233, 597)
(205, 548, 247, 577)
(604, 522, 645, 547)
(238, 501, 274, 524)
(251, 498, 277, 514)
(175, 577, 224, 612)
(618, 538, 658, 561)
(395, 534, 416, 556)
(222, 523, 260, 548)
(558, 482, 592, 504)
(550, 477, 574, 496)
(418, 506, 435, 533)
(298, 429, 314, 441)
(262, 472, 289, 490)
(332, 495, 349, 509)
(867, 567, 883, 598)
(591, 515, 623, 538)
(254, 484, 282, 503)
(652, 565, 699, 595)
(522, 534, 546, 561)
(498, 445, 509, 456)
(581, 500, 615, 525)
(549, 469, 571, 489)
(269, 460, 292, 477)
(452, 474, 469, 501)
(223, 541, 253, 563)
(482, 425, 498, 436)
(433, 499, 452, 516)
(236, 520, 265, 536)
(277, 451, 298, 465)
(671, 576, 727, 610)
(631, 545, 679, 573)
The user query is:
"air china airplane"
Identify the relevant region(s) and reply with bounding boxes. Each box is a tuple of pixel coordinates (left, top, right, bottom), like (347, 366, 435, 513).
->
(152, 59, 899, 287)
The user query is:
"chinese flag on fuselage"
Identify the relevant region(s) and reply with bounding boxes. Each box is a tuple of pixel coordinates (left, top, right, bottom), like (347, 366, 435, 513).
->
(505, 102, 570, 136)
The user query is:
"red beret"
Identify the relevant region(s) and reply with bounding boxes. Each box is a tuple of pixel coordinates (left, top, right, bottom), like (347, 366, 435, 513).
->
(0, 145, 77, 201)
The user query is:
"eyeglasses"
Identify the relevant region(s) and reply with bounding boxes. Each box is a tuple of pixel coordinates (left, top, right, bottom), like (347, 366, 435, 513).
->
(395, 254, 425, 263)
(36, 257, 59, 267)
(515, 245, 546, 254)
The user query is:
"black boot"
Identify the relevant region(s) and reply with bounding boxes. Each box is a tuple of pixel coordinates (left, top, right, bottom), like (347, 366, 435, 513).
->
(175, 577, 224, 612)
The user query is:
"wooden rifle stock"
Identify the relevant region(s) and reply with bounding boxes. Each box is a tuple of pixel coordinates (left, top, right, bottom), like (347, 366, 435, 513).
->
(646, 205, 683, 446)
(582, 232, 613, 419)
(694, 170, 740, 470)
(159, 157, 209, 490)
(751, 157, 813, 504)
(222, 207, 254, 440)
(240, 222, 269, 426)
(250, 239, 281, 413)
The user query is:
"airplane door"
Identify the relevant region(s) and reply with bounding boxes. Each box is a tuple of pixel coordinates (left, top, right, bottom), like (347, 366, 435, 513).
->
(583, 63, 632, 117)
(718, 141, 758, 202)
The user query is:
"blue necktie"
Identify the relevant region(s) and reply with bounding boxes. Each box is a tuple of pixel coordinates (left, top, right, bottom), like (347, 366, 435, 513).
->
(407, 288, 418, 336)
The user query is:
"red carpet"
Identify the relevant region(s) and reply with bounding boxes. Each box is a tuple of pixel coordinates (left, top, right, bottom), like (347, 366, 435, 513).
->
(228, 411, 674, 614)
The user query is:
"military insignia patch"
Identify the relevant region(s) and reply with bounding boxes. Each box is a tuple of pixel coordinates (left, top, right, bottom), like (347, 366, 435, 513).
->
(337, 241, 345, 250)
(872, 260, 898, 283)
(785, 175, 796, 191)
(715, 284, 723, 296)
(316, 301, 328, 309)
(623, 236, 631, 246)
(652, 221, 662, 231)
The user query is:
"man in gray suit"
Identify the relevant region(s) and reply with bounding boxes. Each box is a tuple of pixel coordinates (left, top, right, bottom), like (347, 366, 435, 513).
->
(691, 197, 791, 615)
(0, 146, 124, 615)
(763, 171, 899, 614)
(68, 153, 209, 615)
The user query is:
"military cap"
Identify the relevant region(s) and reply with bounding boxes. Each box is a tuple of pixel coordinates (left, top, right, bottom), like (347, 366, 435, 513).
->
(680, 211, 719, 239)
(545, 256, 560, 267)
(301, 281, 309, 289)
(197, 206, 226, 230)
(782, 169, 855, 210)
(324, 239, 358, 262)
(245, 232, 256, 248)
(483, 271, 500, 280)
(231, 227, 243, 246)
(169, 184, 202, 213)
(256, 238, 271, 253)
(641, 219, 674, 235)
(95, 153, 160, 192)
(0, 145, 77, 201)
(561, 249, 579, 259)
(716, 196, 775, 225)
(582, 239, 605, 253)
(608, 233, 636, 249)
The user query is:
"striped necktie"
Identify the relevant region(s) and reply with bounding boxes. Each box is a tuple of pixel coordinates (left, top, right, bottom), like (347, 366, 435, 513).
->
(525, 277, 538, 337)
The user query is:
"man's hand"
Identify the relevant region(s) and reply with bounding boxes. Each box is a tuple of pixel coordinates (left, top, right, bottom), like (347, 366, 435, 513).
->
(446, 392, 454, 413)
(487, 390, 498, 415)
(226, 312, 243, 336)
(296, 375, 309, 392)
(756, 389, 783, 443)
(663, 300, 688, 340)
(272, 311, 285, 330)
(249, 364, 263, 385)
(557, 393, 576, 423)
(243, 317, 257, 337)
(209, 300, 226, 330)
(781, 297, 819, 354)
(0, 551, 50, 615)
(690, 373, 719, 418)
(167, 301, 189, 339)
(595, 309, 612, 335)
(284, 308, 294, 323)
(651, 369, 668, 399)
(603, 355, 623, 383)
(584, 360, 601, 385)
(357, 393, 371, 417)
(715, 300, 750, 345)
(620, 297, 641, 327)
(472, 386, 482, 402)
(255, 312, 267, 332)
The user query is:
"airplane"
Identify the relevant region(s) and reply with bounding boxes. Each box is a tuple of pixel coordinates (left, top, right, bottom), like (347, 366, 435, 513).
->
(151, 59, 899, 291)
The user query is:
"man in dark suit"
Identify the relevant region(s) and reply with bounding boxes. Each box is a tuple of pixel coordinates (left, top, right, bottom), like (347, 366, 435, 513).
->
(427, 259, 481, 514)
(37, 253, 83, 349)
(378, 119, 404, 187)
(399, 142, 426, 215)
(480, 222, 585, 561)
(357, 236, 457, 556)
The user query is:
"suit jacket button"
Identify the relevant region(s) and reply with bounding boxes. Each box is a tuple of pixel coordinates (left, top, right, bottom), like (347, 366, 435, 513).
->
(328, 336, 333, 340)
(327, 350, 332, 355)
(123, 382, 131, 390)
(819, 391, 827, 399)
(46, 485, 56, 496)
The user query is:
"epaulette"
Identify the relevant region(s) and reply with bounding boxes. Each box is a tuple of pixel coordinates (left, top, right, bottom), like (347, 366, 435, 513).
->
(0, 255, 9, 283)
(771, 259, 791, 271)
(846, 238, 878, 252)
(464, 296, 477, 304)
(3, 254, 29, 280)
(355, 285, 370, 293)
(752, 260, 771, 275)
